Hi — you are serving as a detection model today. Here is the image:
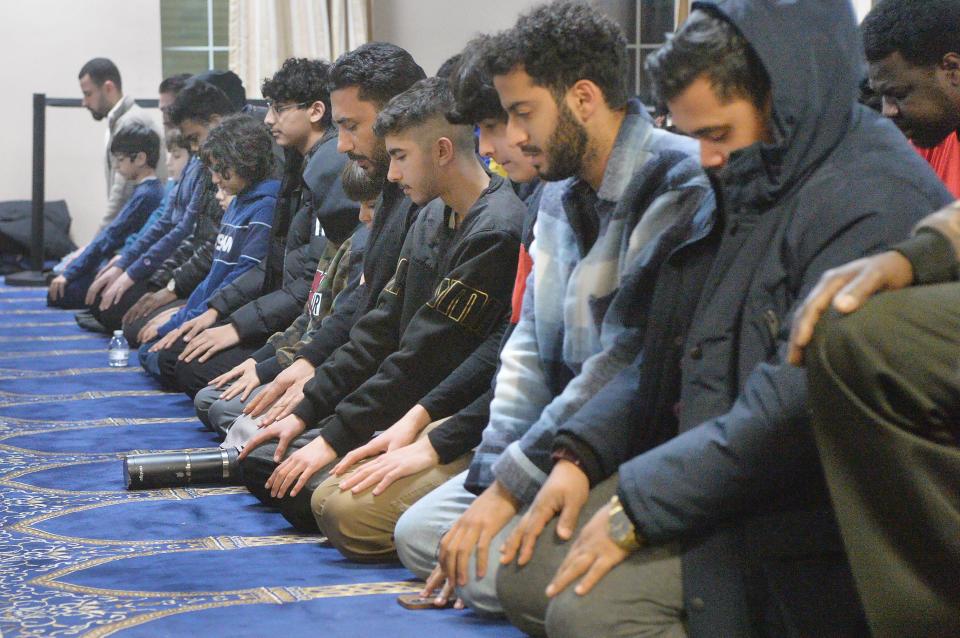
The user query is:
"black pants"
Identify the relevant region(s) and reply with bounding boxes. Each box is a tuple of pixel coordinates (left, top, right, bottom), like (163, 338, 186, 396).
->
(90, 279, 157, 333)
(808, 283, 960, 638)
(239, 428, 331, 533)
(123, 300, 184, 347)
(46, 271, 95, 310)
(173, 341, 258, 399)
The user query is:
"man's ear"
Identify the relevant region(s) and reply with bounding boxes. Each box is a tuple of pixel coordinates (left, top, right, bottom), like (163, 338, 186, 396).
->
(208, 114, 222, 128)
(308, 100, 326, 126)
(435, 136, 455, 166)
(102, 79, 119, 96)
(565, 79, 603, 123)
(134, 151, 148, 168)
(940, 52, 960, 88)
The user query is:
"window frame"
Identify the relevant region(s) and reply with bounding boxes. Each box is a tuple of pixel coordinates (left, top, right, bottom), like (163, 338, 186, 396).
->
(160, 0, 229, 76)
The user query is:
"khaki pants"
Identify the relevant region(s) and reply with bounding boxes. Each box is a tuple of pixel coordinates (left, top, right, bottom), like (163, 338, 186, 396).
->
(311, 419, 472, 562)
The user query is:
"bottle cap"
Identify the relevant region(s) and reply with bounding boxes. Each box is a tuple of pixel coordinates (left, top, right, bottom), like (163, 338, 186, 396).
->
(113, 330, 124, 336)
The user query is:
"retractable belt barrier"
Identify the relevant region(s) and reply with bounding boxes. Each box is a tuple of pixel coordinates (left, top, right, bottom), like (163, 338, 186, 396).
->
(6, 93, 267, 286)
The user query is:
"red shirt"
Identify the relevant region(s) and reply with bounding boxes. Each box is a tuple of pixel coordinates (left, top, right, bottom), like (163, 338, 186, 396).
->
(510, 245, 533, 324)
(915, 133, 960, 199)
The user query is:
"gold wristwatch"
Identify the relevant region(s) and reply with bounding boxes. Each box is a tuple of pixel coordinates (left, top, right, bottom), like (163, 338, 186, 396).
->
(607, 495, 643, 552)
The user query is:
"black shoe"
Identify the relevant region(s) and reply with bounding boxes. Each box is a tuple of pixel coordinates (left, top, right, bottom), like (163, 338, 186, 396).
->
(74, 310, 108, 333)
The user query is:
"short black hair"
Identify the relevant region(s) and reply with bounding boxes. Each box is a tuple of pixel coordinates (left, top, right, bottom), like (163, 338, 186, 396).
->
(862, 0, 960, 66)
(486, 1, 628, 108)
(328, 42, 426, 108)
(261, 57, 333, 126)
(164, 129, 191, 153)
(646, 9, 770, 109)
(373, 77, 459, 139)
(167, 78, 238, 125)
(447, 35, 507, 125)
(436, 54, 462, 79)
(158, 73, 192, 96)
(78, 57, 122, 90)
(110, 123, 161, 168)
(341, 160, 382, 202)
(200, 114, 274, 184)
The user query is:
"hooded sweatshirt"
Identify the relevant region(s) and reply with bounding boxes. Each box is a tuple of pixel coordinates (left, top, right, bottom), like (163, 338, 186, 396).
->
(157, 178, 279, 336)
(554, 2, 951, 635)
(206, 128, 357, 342)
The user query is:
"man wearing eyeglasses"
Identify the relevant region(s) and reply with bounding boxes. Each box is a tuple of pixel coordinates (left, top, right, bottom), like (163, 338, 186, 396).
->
(169, 57, 356, 399)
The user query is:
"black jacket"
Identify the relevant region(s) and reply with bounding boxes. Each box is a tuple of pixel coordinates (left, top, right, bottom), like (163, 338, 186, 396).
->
(206, 130, 355, 342)
(555, 1, 953, 635)
(420, 180, 543, 463)
(251, 222, 369, 382)
(294, 174, 523, 456)
(149, 171, 221, 295)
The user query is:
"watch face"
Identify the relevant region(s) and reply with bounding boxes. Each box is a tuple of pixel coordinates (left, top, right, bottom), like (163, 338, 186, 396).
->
(609, 509, 634, 542)
(608, 503, 639, 551)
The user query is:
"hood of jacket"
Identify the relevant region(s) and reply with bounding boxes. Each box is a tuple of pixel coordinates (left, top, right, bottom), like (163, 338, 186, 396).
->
(695, 0, 863, 211)
(303, 127, 356, 245)
(235, 178, 281, 207)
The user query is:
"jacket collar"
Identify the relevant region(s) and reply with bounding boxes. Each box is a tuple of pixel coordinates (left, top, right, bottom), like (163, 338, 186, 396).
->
(108, 95, 136, 131)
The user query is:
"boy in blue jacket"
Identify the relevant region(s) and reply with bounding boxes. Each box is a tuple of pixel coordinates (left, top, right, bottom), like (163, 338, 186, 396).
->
(48, 123, 165, 309)
(139, 114, 279, 386)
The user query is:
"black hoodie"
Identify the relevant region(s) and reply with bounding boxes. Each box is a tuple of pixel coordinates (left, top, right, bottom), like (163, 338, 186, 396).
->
(555, 1, 952, 635)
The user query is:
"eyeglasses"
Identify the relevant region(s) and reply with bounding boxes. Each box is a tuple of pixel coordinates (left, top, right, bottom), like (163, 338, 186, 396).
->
(266, 100, 309, 116)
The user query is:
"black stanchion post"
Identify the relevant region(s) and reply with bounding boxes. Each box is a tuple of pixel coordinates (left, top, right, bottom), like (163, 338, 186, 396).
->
(7, 93, 49, 287)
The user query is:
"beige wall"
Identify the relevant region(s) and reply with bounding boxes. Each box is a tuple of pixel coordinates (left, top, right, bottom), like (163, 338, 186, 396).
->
(0, 1, 163, 247)
(0, 0, 648, 248)
(371, 0, 544, 77)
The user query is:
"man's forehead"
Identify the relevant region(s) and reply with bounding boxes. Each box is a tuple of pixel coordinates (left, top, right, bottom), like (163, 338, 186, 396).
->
(869, 51, 924, 85)
(331, 86, 374, 117)
(494, 66, 539, 95)
(385, 134, 416, 153)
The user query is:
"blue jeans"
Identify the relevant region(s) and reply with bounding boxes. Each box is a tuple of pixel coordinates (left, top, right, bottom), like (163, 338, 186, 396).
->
(138, 340, 161, 379)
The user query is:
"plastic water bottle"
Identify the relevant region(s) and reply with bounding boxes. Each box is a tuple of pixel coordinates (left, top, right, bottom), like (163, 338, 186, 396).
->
(108, 330, 130, 367)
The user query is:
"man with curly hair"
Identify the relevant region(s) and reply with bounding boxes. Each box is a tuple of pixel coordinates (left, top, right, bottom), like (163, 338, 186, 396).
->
(171, 57, 357, 398)
(138, 114, 279, 385)
(392, 1, 712, 620)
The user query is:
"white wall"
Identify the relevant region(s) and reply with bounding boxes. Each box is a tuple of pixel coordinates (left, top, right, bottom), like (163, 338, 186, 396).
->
(0, 1, 163, 247)
(371, 0, 544, 77)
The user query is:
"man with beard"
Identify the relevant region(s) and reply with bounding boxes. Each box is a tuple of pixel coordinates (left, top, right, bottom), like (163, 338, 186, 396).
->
(393, 2, 712, 617)
(235, 43, 427, 529)
(60, 58, 164, 269)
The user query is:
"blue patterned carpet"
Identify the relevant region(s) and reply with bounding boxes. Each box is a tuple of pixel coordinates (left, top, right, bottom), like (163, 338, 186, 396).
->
(0, 284, 522, 638)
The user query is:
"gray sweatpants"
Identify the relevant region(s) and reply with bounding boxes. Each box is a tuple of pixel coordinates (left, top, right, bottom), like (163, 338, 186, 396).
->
(194, 383, 265, 445)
